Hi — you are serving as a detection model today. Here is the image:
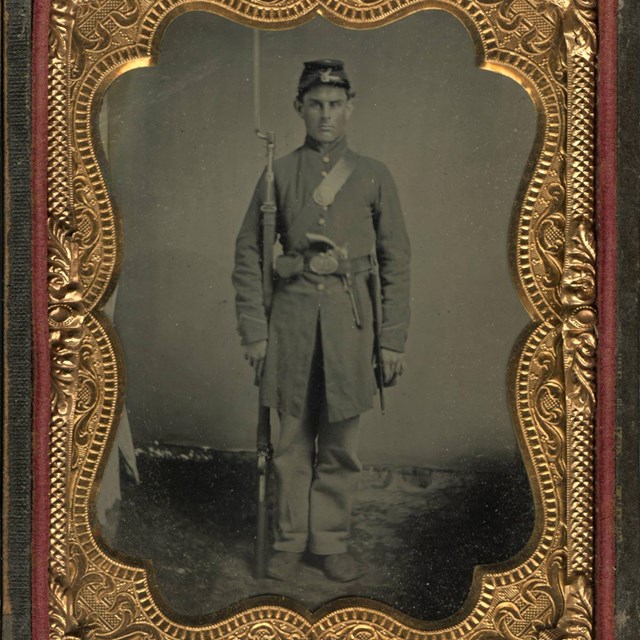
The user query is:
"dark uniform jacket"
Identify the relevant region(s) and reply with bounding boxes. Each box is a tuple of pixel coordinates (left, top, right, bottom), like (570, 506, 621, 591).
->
(233, 135, 410, 422)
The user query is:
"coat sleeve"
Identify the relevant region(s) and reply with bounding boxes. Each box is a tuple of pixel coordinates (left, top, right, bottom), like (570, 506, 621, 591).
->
(232, 172, 269, 345)
(373, 163, 411, 353)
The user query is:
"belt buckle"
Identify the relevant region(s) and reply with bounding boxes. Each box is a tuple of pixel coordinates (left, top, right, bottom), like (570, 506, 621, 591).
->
(309, 252, 339, 275)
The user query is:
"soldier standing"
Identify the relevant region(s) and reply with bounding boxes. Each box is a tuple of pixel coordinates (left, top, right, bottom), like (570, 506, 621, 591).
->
(233, 60, 411, 582)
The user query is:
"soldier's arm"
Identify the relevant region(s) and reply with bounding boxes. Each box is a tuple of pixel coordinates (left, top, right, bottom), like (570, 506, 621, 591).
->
(232, 172, 270, 346)
(373, 163, 411, 354)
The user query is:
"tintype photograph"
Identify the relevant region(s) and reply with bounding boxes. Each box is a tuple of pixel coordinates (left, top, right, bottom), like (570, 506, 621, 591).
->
(94, 10, 538, 620)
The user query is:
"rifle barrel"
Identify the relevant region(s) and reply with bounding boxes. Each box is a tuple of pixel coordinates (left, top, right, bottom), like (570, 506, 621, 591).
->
(253, 30, 262, 135)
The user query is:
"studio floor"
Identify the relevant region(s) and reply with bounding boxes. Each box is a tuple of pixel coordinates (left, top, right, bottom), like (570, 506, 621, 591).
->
(103, 448, 535, 622)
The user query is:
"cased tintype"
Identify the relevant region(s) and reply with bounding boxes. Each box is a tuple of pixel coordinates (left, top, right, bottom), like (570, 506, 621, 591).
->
(46, 1, 597, 639)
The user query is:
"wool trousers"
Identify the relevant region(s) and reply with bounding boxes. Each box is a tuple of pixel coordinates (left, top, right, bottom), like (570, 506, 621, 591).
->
(272, 329, 362, 555)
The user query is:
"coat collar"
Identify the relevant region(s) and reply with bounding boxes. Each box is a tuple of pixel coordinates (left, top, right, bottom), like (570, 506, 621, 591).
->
(303, 134, 349, 157)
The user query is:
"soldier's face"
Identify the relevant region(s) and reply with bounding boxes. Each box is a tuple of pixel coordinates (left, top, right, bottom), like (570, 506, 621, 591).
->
(295, 86, 353, 144)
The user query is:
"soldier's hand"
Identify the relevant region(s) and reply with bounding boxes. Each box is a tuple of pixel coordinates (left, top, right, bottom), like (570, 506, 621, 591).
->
(244, 340, 268, 377)
(381, 349, 405, 385)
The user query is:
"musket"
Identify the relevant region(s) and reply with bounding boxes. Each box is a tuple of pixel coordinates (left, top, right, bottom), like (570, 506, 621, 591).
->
(253, 30, 276, 579)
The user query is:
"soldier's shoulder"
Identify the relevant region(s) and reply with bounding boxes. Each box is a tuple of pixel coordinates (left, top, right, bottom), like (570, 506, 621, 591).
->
(273, 146, 304, 172)
(354, 153, 394, 179)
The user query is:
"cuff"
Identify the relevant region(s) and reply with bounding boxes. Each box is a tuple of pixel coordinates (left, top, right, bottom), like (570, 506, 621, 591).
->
(380, 323, 407, 352)
(238, 313, 268, 345)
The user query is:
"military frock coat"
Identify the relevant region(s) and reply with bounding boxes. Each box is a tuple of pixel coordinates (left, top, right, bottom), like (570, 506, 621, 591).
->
(233, 135, 410, 422)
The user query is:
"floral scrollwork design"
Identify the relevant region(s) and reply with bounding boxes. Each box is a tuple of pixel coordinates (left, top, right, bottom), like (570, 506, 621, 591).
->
(467, 553, 590, 640)
(243, 621, 305, 640)
(49, 220, 85, 431)
(71, 340, 101, 469)
(476, 0, 558, 55)
(106, 629, 162, 640)
(66, 543, 162, 640)
(51, 566, 161, 640)
(533, 175, 566, 310)
(555, 575, 592, 640)
(73, 157, 103, 289)
(562, 221, 595, 309)
(532, 331, 566, 486)
(69, 0, 141, 78)
(535, 573, 592, 640)
(538, 0, 596, 60)
(343, 624, 384, 640)
(562, 308, 596, 411)
(50, 571, 99, 640)
(49, 0, 82, 60)
(322, 622, 395, 640)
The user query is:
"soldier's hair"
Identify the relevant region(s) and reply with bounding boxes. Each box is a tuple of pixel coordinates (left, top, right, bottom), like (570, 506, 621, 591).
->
(295, 86, 356, 103)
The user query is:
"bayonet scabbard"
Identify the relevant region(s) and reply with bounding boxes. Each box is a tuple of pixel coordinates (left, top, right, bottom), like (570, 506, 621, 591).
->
(367, 267, 385, 414)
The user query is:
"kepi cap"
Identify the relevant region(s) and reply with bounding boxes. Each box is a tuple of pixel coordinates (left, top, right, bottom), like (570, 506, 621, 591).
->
(297, 60, 352, 99)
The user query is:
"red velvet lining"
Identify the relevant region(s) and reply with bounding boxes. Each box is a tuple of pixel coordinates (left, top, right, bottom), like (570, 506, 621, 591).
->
(32, 0, 52, 636)
(595, 0, 618, 637)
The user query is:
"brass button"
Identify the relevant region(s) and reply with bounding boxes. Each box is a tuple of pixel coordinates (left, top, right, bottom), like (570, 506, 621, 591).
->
(317, 283, 325, 291)
(322, 155, 330, 164)
(318, 217, 326, 226)
(321, 170, 328, 177)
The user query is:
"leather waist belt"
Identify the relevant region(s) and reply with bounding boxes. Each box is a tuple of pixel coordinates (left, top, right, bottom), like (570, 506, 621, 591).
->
(304, 253, 372, 276)
(274, 253, 372, 279)
(275, 252, 370, 328)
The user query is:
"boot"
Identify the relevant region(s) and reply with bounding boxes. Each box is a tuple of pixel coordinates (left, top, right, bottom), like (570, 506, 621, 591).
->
(266, 551, 303, 581)
(322, 553, 366, 582)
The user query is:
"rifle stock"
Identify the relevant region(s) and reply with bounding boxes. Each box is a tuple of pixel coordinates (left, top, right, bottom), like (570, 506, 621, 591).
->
(255, 403, 272, 578)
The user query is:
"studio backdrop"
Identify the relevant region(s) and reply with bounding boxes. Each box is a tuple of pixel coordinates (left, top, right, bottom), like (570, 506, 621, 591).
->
(101, 9, 536, 468)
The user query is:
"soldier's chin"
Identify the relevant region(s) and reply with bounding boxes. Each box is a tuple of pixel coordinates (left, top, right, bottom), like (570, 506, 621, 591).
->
(314, 130, 336, 142)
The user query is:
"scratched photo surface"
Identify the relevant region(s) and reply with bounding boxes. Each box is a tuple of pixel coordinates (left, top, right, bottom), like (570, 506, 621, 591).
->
(95, 10, 538, 620)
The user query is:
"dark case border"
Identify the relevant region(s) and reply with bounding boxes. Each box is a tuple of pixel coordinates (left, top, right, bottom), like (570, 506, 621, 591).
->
(1, 0, 633, 637)
(3, 0, 33, 638)
(614, 0, 640, 635)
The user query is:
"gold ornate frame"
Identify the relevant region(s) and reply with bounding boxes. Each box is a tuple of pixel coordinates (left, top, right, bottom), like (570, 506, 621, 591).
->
(47, 0, 597, 638)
